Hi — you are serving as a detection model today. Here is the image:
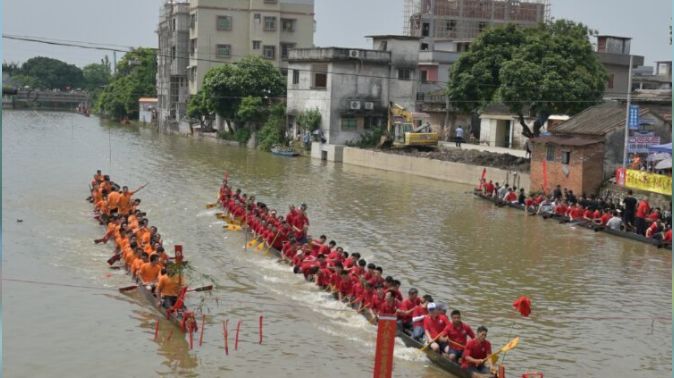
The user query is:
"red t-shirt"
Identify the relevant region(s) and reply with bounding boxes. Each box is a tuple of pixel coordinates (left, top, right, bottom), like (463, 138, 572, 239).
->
(592, 210, 601, 219)
(398, 298, 421, 322)
(461, 339, 492, 369)
(555, 204, 567, 216)
(636, 201, 650, 218)
(504, 192, 517, 202)
(583, 209, 594, 219)
(378, 299, 400, 316)
(338, 278, 352, 296)
(664, 229, 672, 242)
(600, 213, 611, 225)
(423, 314, 450, 339)
(443, 322, 475, 351)
(412, 305, 428, 328)
(648, 212, 660, 222)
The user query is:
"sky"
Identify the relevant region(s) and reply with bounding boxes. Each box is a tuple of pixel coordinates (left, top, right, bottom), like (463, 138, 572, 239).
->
(3, 0, 672, 68)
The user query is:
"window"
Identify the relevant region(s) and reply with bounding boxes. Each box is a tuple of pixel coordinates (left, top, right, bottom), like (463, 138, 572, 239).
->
(263, 45, 276, 60)
(292, 69, 300, 84)
(216, 44, 231, 58)
(398, 68, 412, 80)
(254, 13, 261, 23)
(446, 20, 456, 31)
(341, 117, 357, 131)
(313, 73, 327, 89)
(364, 117, 383, 130)
(420, 70, 428, 83)
(264, 16, 277, 32)
(422, 23, 430, 37)
(282, 19, 296, 32)
(252, 40, 261, 50)
(190, 14, 196, 29)
(421, 43, 429, 51)
(171, 18, 176, 32)
(546, 145, 555, 161)
(379, 41, 388, 51)
(190, 39, 196, 56)
(561, 151, 571, 165)
(281, 43, 296, 60)
(171, 46, 176, 60)
(607, 74, 614, 89)
(216, 15, 232, 31)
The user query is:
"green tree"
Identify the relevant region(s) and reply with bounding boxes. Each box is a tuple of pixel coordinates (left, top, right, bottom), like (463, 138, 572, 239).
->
(297, 108, 321, 132)
(258, 103, 287, 151)
(237, 96, 269, 129)
(82, 57, 112, 91)
(201, 56, 286, 131)
(20, 56, 84, 90)
(448, 20, 607, 137)
(187, 89, 213, 129)
(96, 48, 157, 120)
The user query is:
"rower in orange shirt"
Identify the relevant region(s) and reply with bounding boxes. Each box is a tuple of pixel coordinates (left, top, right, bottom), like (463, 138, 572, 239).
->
(156, 267, 184, 309)
(107, 189, 121, 215)
(132, 252, 149, 279)
(138, 254, 162, 285)
(95, 215, 120, 244)
(117, 184, 147, 216)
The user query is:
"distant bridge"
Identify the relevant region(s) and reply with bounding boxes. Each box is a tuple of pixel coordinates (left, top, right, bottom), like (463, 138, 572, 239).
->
(3, 89, 91, 111)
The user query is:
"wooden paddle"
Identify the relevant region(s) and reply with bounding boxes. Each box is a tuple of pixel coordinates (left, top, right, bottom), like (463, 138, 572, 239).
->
(485, 336, 520, 365)
(420, 331, 447, 351)
(119, 285, 138, 292)
(206, 203, 218, 209)
(188, 285, 213, 292)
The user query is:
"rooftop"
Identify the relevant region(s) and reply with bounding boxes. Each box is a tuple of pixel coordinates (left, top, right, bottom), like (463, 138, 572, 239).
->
(365, 35, 421, 41)
(551, 101, 653, 136)
(531, 135, 604, 147)
(288, 47, 390, 63)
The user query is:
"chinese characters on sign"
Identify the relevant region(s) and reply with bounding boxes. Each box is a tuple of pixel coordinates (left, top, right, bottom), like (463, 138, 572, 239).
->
(373, 316, 397, 378)
(628, 105, 640, 130)
(627, 134, 661, 153)
(624, 169, 672, 195)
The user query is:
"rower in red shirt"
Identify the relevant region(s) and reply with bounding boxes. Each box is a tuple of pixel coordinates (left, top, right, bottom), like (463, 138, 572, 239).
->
(555, 201, 568, 217)
(663, 226, 672, 243)
(443, 310, 475, 363)
(423, 303, 451, 353)
(461, 326, 493, 375)
(503, 189, 517, 203)
(367, 284, 386, 319)
(411, 295, 433, 341)
(377, 291, 400, 319)
(337, 270, 353, 301)
(599, 210, 612, 226)
(645, 219, 665, 239)
(397, 288, 420, 332)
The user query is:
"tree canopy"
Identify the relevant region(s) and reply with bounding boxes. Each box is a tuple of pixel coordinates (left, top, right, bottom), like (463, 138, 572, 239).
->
(192, 56, 286, 128)
(96, 48, 157, 120)
(447, 20, 608, 137)
(4, 57, 85, 90)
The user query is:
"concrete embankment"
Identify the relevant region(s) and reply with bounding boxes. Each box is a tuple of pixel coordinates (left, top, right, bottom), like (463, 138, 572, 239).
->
(311, 142, 530, 191)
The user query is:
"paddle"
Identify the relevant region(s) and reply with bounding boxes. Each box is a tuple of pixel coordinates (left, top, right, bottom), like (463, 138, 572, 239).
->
(263, 231, 282, 256)
(119, 285, 138, 292)
(206, 203, 218, 209)
(485, 336, 520, 365)
(420, 331, 447, 351)
(188, 285, 213, 292)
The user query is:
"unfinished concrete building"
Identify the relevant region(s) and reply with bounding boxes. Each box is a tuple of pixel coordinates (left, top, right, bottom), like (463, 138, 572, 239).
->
(403, 0, 548, 51)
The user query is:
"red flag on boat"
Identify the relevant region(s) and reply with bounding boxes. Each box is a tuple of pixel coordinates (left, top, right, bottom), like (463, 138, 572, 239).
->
(513, 296, 532, 317)
(478, 168, 487, 190)
(372, 315, 397, 378)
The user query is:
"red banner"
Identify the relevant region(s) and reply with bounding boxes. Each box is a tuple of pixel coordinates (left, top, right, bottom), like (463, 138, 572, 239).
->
(373, 316, 397, 378)
(615, 167, 626, 186)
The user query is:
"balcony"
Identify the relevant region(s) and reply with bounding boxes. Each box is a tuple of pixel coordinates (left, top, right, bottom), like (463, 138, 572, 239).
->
(288, 48, 390, 64)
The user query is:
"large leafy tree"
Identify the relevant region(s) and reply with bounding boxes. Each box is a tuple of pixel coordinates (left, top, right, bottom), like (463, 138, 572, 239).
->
(17, 56, 85, 90)
(448, 20, 608, 137)
(194, 56, 286, 131)
(96, 48, 156, 120)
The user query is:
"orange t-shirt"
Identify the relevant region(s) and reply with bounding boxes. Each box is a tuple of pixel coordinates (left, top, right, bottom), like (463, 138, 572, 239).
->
(157, 274, 182, 297)
(96, 200, 109, 215)
(117, 193, 133, 215)
(92, 189, 102, 204)
(138, 262, 161, 284)
(132, 258, 144, 276)
(107, 191, 121, 209)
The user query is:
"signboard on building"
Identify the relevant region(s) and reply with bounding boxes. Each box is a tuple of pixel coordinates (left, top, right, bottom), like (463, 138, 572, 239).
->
(624, 169, 672, 195)
(628, 104, 640, 130)
(627, 134, 661, 153)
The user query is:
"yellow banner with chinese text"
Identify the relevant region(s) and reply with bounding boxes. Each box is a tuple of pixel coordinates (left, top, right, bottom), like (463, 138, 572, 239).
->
(625, 169, 672, 196)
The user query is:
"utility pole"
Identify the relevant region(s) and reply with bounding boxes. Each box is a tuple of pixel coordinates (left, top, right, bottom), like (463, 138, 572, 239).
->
(112, 50, 117, 75)
(622, 54, 634, 168)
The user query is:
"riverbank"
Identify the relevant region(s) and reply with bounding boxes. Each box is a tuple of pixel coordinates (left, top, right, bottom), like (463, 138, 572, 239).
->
(311, 142, 530, 191)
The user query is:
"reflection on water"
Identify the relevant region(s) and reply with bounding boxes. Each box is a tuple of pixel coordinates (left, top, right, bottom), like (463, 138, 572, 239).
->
(3, 110, 671, 378)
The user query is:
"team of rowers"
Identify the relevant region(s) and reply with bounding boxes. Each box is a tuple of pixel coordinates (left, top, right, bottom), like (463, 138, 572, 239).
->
(479, 180, 672, 242)
(218, 178, 498, 375)
(89, 170, 186, 310)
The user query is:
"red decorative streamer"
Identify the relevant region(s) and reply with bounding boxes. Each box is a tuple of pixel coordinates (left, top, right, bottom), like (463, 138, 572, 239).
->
(259, 315, 264, 345)
(199, 314, 206, 347)
(235, 320, 242, 351)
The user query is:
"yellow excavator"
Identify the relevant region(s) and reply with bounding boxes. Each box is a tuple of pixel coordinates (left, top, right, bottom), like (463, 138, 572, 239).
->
(378, 102, 439, 148)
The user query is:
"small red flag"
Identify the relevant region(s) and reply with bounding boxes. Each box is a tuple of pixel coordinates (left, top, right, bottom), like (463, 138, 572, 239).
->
(513, 296, 532, 317)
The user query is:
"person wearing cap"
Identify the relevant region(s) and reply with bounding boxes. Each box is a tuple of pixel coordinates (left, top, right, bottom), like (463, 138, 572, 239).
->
(423, 302, 451, 353)
(397, 288, 420, 332)
(443, 309, 475, 363)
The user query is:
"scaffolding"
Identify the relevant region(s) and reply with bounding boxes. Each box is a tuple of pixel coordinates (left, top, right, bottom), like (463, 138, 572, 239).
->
(403, 0, 548, 41)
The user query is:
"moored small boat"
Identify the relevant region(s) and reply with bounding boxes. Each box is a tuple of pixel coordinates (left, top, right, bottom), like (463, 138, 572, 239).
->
(271, 146, 300, 157)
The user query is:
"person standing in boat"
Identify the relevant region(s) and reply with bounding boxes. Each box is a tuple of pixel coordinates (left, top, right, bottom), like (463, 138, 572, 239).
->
(157, 265, 183, 309)
(621, 190, 637, 230)
(461, 326, 493, 375)
(635, 196, 651, 235)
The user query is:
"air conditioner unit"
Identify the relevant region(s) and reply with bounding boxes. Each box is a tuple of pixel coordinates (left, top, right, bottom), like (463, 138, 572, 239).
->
(349, 49, 361, 58)
(364, 102, 374, 110)
(349, 101, 361, 110)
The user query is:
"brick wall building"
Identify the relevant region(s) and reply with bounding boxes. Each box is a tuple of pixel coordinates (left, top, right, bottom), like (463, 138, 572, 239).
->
(530, 136, 604, 195)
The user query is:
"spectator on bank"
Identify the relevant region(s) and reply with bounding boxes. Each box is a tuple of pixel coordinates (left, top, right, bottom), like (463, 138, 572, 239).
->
(455, 126, 464, 148)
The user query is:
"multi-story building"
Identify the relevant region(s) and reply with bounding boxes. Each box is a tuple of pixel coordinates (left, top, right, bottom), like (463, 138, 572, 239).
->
(595, 35, 644, 99)
(157, 1, 190, 129)
(157, 0, 315, 130)
(286, 35, 420, 146)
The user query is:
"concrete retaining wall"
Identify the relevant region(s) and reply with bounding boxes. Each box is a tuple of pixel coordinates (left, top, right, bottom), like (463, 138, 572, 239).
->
(341, 146, 530, 191)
